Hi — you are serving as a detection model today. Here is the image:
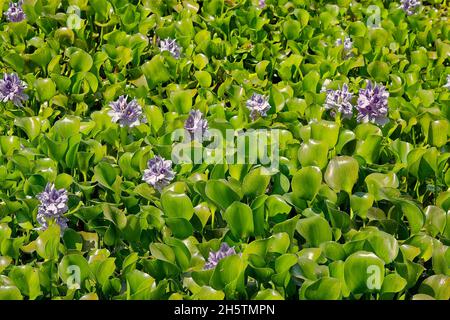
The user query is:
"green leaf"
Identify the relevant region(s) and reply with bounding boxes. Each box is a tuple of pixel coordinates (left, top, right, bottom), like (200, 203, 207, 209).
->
(69, 49, 93, 72)
(324, 156, 359, 194)
(242, 167, 271, 198)
(296, 215, 332, 247)
(205, 180, 241, 210)
(9, 266, 41, 299)
(298, 140, 329, 170)
(161, 191, 194, 220)
(0, 286, 23, 300)
(292, 166, 322, 201)
(419, 275, 450, 300)
(224, 202, 254, 240)
(14, 117, 41, 141)
(304, 277, 341, 300)
(253, 289, 284, 300)
(36, 224, 60, 260)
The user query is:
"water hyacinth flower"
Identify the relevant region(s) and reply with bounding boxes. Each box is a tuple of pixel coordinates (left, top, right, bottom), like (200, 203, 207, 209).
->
(444, 75, 450, 90)
(0, 73, 28, 107)
(36, 183, 69, 232)
(142, 155, 175, 191)
(335, 36, 353, 58)
(184, 109, 209, 140)
(108, 95, 146, 128)
(159, 38, 181, 59)
(246, 93, 271, 120)
(204, 243, 236, 270)
(400, 0, 421, 15)
(356, 80, 389, 125)
(4, 0, 26, 22)
(324, 83, 354, 119)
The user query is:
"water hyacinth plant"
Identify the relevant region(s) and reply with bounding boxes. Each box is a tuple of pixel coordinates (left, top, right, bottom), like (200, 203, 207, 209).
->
(246, 93, 271, 120)
(142, 156, 175, 191)
(36, 183, 69, 232)
(184, 109, 209, 140)
(203, 243, 236, 270)
(0, 73, 28, 106)
(335, 36, 353, 58)
(0, 0, 448, 303)
(324, 84, 354, 119)
(107, 95, 146, 127)
(400, 0, 421, 15)
(159, 38, 181, 59)
(4, 0, 26, 23)
(356, 81, 389, 125)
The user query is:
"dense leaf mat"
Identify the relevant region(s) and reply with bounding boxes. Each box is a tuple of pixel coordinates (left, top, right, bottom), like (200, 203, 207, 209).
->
(0, 0, 449, 300)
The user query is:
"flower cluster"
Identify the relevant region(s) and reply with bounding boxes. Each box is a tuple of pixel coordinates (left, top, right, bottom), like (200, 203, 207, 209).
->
(0, 73, 28, 107)
(323, 81, 389, 126)
(4, 0, 26, 23)
(159, 38, 181, 59)
(36, 183, 69, 232)
(204, 243, 236, 270)
(246, 93, 271, 120)
(400, 0, 421, 15)
(335, 36, 353, 58)
(259, 0, 266, 8)
(184, 109, 209, 140)
(324, 84, 354, 119)
(356, 80, 389, 125)
(108, 95, 146, 128)
(142, 156, 175, 191)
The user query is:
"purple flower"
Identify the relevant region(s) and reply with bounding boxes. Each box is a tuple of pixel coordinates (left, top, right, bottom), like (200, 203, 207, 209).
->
(258, 0, 266, 8)
(0, 73, 28, 107)
(4, 0, 26, 23)
(335, 36, 353, 58)
(159, 38, 181, 59)
(246, 93, 271, 120)
(400, 0, 420, 15)
(184, 110, 209, 140)
(356, 80, 389, 125)
(204, 243, 236, 270)
(142, 156, 175, 191)
(36, 183, 69, 232)
(444, 75, 450, 90)
(324, 83, 354, 119)
(108, 95, 146, 128)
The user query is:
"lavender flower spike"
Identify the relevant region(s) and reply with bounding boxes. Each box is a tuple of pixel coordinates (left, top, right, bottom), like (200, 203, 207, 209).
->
(184, 109, 209, 140)
(159, 38, 181, 59)
(444, 75, 450, 90)
(400, 0, 421, 16)
(108, 95, 146, 128)
(142, 155, 175, 191)
(204, 243, 236, 270)
(0, 73, 28, 107)
(246, 93, 271, 120)
(324, 83, 354, 119)
(356, 80, 389, 125)
(36, 183, 69, 232)
(5, 0, 26, 23)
